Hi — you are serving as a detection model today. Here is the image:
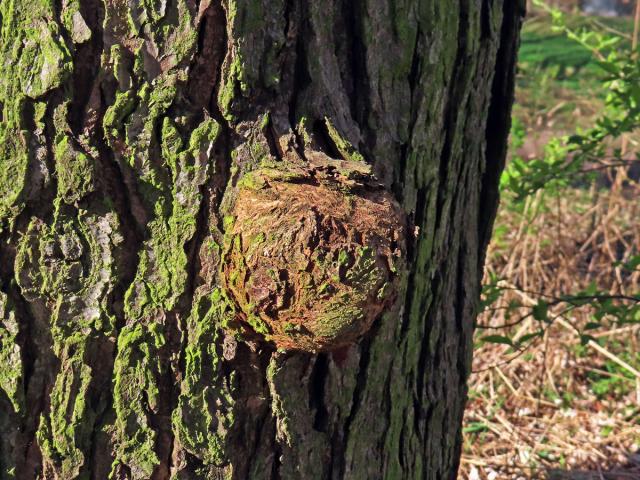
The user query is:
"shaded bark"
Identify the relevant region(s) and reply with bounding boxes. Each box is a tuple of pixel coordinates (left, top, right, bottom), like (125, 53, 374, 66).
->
(0, 0, 523, 478)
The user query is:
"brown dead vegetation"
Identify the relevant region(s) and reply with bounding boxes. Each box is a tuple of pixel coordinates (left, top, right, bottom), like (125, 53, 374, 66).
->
(460, 172, 640, 479)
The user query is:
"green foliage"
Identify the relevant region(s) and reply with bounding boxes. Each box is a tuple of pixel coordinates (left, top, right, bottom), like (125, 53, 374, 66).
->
(587, 345, 640, 399)
(519, 15, 604, 90)
(504, 2, 640, 199)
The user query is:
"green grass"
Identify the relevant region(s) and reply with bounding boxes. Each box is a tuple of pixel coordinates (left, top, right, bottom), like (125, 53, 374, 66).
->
(586, 341, 640, 400)
(519, 14, 633, 90)
(513, 14, 635, 132)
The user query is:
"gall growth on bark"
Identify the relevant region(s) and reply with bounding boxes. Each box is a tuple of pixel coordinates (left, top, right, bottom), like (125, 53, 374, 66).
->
(221, 157, 405, 352)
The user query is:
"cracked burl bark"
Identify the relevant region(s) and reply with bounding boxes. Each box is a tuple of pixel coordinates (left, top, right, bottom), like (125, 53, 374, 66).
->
(222, 155, 406, 352)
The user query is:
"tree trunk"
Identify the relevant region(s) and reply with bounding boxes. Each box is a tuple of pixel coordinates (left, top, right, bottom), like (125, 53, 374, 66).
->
(0, 0, 523, 479)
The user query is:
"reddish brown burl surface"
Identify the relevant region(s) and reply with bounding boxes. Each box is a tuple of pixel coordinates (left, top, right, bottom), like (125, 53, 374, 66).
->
(221, 158, 406, 352)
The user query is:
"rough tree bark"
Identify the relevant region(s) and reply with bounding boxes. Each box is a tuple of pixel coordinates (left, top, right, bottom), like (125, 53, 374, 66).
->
(0, 0, 523, 479)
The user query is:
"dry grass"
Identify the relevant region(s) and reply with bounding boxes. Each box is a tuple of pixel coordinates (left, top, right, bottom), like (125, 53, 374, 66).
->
(459, 172, 640, 479)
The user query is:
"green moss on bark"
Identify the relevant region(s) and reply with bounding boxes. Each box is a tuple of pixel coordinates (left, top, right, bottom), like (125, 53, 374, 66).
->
(101, 10, 223, 470)
(324, 118, 365, 163)
(112, 323, 164, 478)
(15, 204, 124, 477)
(123, 115, 220, 319)
(0, 0, 73, 227)
(36, 338, 94, 479)
(0, 296, 21, 479)
(0, 292, 23, 415)
(54, 136, 96, 204)
(172, 289, 236, 466)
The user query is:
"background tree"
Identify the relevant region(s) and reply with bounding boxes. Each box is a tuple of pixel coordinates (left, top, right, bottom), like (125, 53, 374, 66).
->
(0, 0, 523, 479)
